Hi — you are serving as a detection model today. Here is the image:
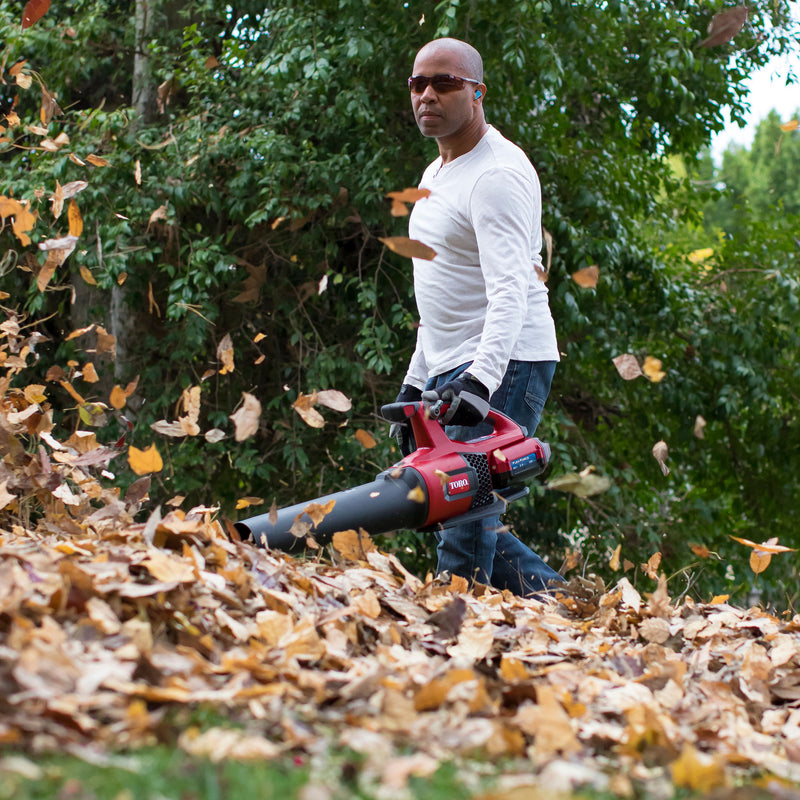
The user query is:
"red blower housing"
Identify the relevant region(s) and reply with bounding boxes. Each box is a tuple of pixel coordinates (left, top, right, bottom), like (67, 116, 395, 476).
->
(235, 401, 550, 551)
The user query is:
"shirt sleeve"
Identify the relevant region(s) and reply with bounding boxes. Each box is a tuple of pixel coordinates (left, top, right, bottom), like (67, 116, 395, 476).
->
(403, 323, 429, 390)
(466, 166, 540, 393)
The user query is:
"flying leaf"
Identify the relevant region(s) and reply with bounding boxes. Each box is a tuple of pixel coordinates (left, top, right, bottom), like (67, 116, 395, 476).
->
(292, 392, 325, 428)
(609, 544, 621, 571)
(67, 199, 83, 237)
(355, 429, 376, 449)
(235, 497, 263, 510)
(688, 247, 714, 264)
(302, 499, 336, 526)
(642, 552, 662, 579)
(693, 415, 707, 439)
(690, 543, 712, 558)
(780, 119, 798, 132)
(407, 485, 426, 503)
(612, 354, 643, 380)
(700, 6, 748, 48)
(217, 333, 235, 374)
(730, 535, 795, 554)
(128, 444, 163, 475)
(385, 188, 430, 216)
(750, 550, 771, 575)
(316, 389, 352, 412)
(546, 466, 612, 497)
(0, 196, 37, 246)
(642, 356, 666, 383)
(652, 441, 670, 475)
(79, 265, 97, 286)
(86, 153, 111, 167)
(379, 236, 436, 260)
(571, 265, 599, 288)
(21, 0, 51, 28)
(230, 392, 261, 441)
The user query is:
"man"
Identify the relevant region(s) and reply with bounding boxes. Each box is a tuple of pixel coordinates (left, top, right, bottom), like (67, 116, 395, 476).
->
(394, 37, 563, 596)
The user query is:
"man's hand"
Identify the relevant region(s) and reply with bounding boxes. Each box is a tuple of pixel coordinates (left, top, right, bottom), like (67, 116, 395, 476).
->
(422, 373, 490, 426)
(390, 384, 422, 456)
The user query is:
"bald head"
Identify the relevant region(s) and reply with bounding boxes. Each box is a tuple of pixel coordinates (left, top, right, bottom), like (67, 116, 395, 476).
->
(414, 38, 484, 83)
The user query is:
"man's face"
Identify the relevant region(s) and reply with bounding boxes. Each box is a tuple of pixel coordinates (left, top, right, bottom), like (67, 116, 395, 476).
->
(410, 49, 483, 141)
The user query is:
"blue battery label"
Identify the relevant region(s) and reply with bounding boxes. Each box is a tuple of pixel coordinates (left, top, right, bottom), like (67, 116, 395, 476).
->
(510, 453, 539, 475)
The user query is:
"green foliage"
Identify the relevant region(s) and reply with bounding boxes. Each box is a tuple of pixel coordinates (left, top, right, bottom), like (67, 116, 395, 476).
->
(1, 0, 799, 604)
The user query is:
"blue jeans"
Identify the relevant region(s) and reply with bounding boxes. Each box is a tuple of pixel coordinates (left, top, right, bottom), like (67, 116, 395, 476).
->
(426, 360, 564, 596)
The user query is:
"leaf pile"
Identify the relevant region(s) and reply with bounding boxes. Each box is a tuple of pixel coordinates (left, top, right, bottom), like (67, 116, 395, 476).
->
(2, 372, 800, 794)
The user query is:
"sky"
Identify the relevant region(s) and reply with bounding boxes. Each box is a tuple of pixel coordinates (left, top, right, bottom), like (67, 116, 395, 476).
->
(709, 5, 800, 163)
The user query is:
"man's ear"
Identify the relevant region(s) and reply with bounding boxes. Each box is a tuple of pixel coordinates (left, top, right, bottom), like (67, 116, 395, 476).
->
(474, 84, 486, 101)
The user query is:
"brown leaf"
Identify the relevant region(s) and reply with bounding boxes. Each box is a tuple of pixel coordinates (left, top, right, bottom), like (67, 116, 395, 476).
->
(292, 392, 325, 428)
(217, 333, 235, 374)
(652, 440, 670, 476)
(86, 153, 111, 167)
(700, 6, 748, 48)
(612, 353, 643, 380)
(229, 392, 261, 441)
(379, 236, 436, 260)
(426, 596, 466, 638)
(21, 0, 51, 29)
(316, 389, 351, 412)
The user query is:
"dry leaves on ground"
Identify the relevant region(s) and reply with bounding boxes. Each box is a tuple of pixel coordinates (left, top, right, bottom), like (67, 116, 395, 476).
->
(2, 326, 800, 797)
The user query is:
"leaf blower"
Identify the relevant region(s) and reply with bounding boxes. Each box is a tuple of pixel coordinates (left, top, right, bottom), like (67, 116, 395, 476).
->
(234, 400, 551, 551)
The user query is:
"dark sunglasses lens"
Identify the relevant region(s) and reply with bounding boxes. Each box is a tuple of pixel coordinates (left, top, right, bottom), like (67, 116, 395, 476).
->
(409, 75, 464, 93)
(431, 76, 463, 92)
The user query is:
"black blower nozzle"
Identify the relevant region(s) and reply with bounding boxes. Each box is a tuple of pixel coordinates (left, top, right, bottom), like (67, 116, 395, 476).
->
(233, 466, 429, 551)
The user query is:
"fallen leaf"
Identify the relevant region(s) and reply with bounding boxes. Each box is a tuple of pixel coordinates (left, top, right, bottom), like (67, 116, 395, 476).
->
(332, 529, 375, 561)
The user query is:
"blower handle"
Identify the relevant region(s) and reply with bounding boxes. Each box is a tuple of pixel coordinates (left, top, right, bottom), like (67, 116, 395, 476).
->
(380, 400, 526, 451)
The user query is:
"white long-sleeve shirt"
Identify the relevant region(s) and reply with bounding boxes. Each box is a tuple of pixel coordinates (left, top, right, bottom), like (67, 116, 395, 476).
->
(403, 126, 559, 395)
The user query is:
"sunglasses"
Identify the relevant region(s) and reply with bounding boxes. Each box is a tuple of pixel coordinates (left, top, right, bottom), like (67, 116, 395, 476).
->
(407, 74, 480, 94)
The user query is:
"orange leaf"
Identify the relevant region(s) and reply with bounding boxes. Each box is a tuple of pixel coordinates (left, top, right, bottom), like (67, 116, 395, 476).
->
(21, 0, 51, 29)
(749, 550, 771, 574)
(110, 385, 127, 410)
(331, 529, 375, 561)
(86, 153, 111, 167)
(780, 119, 798, 132)
(67, 199, 83, 237)
(730, 535, 795, 554)
(571, 265, 599, 288)
(379, 236, 436, 260)
(128, 444, 163, 475)
(690, 543, 712, 558)
(643, 355, 666, 383)
(355, 429, 376, 449)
